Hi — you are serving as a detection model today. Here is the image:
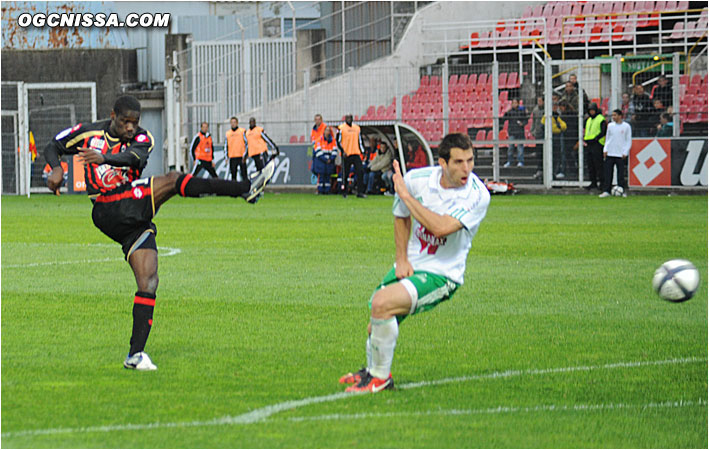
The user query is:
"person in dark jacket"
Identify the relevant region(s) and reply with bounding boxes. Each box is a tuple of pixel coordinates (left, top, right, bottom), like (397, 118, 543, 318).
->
(501, 98, 529, 167)
(630, 84, 653, 137)
(653, 75, 672, 108)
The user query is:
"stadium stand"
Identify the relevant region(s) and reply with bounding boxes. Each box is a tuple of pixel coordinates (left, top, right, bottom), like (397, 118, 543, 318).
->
(354, 0, 706, 145)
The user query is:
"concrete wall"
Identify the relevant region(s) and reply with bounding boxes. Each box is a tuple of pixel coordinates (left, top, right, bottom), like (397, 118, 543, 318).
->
(1, 48, 138, 118)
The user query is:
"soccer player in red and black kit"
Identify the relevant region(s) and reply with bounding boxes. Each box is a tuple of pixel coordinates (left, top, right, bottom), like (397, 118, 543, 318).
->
(44, 95, 275, 371)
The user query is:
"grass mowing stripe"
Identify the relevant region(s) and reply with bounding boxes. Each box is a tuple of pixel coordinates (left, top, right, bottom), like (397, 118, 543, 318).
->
(283, 399, 708, 423)
(2, 355, 703, 438)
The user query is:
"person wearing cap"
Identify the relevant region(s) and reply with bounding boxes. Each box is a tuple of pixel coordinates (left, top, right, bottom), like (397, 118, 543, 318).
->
(582, 103, 607, 191)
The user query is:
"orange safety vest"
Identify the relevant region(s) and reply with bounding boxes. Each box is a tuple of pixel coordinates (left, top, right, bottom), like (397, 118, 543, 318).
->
(246, 126, 267, 157)
(226, 127, 246, 158)
(338, 123, 362, 157)
(311, 122, 326, 145)
(318, 132, 337, 152)
(194, 132, 214, 162)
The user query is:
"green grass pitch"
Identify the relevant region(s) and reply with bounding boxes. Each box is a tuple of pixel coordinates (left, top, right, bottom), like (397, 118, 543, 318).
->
(2, 192, 707, 448)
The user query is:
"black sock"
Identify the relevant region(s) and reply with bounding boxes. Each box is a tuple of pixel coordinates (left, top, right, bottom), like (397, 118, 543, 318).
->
(129, 291, 155, 356)
(176, 174, 250, 198)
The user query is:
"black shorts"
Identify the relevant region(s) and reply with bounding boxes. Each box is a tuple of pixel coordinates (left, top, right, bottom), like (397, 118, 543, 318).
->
(91, 178, 158, 259)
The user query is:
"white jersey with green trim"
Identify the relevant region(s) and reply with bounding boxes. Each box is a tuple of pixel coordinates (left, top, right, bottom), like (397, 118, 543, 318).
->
(392, 166, 490, 284)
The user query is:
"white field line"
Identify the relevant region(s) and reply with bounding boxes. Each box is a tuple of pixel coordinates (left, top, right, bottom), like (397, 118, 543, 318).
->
(2, 245, 181, 268)
(1, 355, 705, 439)
(283, 398, 708, 423)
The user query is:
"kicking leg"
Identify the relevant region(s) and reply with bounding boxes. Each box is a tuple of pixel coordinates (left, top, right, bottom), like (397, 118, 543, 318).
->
(149, 161, 274, 210)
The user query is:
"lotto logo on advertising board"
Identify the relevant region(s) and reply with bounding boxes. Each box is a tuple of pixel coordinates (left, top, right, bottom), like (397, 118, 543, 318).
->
(629, 139, 671, 187)
(629, 139, 708, 187)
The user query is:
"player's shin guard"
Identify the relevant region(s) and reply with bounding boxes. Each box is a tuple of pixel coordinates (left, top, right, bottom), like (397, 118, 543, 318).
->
(129, 292, 155, 356)
(175, 173, 250, 198)
(369, 317, 398, 379)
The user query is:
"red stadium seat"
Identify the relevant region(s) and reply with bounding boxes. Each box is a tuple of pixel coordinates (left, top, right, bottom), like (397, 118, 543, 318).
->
(474, 129, 486, 143)
(507, 72, 519, 88)
(299, 135, 305, 143)
(499, 129, 509, 142)
(289, 135, 298, 143)
(498, 72, 508, 89)
(420, 75, 430, 86)
(375, 106, 386, 119)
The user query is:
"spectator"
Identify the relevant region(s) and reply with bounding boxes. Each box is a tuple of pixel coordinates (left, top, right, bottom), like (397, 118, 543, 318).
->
(599, 109, 631, 198)
(190, 122, 218, 178)
(542, 102, 568, 179)
(530, 96, 545, 178)
(405, 142, 428, 169)
(630, 84, 653, 137)
(365, 141, 394, 195)
(225, 117, 247, 182)
(621, 92, 634, 123)
(337, 114, 367, 198)
(568, 74, 589, 113)
(559, 100, 579, 173)
(312, 126, 337, 194)
(310, 114, 327, 147)
(653, 74, 673, 107)
(650, 98, 666, 131)
(656, 112, 674, 137)
(583, 103, 607, 191)
(560, 81, 580, 114)
(246, 117, 279, 171)
(501, 98, 529, 167)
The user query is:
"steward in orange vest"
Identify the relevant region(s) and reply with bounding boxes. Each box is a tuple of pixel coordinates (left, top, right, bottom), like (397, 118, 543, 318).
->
(312, 126, 337, 194)
(336, 115, 367, 197)
(225, 116, 248, 181)
(245, 117, 279, 171)
(190, 122, 218, 178)
(311, 114, 326, 146)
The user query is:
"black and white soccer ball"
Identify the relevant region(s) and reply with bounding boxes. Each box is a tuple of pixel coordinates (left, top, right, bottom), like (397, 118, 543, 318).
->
(611, 185, 624, 197)
(652, 259, 700, 302)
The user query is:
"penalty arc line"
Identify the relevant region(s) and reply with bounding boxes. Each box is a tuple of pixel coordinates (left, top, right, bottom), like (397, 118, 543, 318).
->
(1, 355, 705, 439)
(2, 246, 182, 268)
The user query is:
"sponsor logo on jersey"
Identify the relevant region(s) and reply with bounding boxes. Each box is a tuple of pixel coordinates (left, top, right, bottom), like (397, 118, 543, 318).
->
(135, 134, 148, 143)
(95, 164, 126, 189)
(132, 187, 144, 199)
(89, 137, 106, 150)
(415, 225, 446, 255)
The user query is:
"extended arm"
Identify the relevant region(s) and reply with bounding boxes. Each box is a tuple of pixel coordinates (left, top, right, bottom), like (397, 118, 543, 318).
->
(261, 131, 279, 155)
(43, 140, 65, 193)
(394, 215, 413, 279)
(391, 160, 463, 238)
(190, 134, 199, 161)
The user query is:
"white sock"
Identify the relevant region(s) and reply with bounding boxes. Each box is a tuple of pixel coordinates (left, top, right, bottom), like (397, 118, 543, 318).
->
(366, 335, 372, 369)
(369, 317, 398, 379)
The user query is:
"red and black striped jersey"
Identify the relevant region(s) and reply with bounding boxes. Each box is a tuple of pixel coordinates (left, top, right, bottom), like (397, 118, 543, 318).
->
(45, 120, 154, 197)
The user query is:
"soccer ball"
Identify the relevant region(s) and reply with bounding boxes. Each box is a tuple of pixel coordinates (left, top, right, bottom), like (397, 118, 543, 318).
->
(652, 259, 700, 302)
(611, 185, 624, 197)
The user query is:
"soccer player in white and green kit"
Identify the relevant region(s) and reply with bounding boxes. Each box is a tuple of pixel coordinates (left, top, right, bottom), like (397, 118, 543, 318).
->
(340, 133, 490, 392)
